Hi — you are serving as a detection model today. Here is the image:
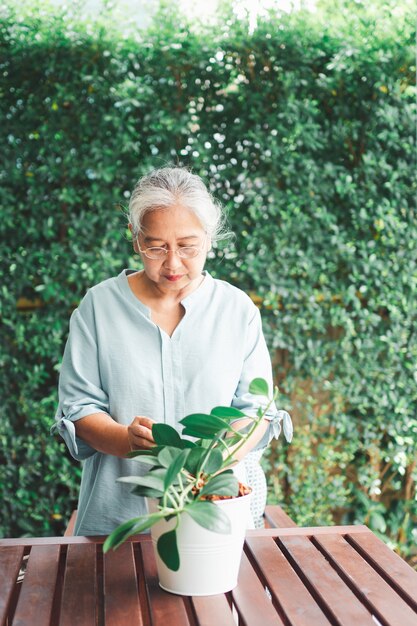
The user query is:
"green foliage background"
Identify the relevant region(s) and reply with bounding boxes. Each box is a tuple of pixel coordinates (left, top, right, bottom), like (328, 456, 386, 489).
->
(1, 0, 416, 563)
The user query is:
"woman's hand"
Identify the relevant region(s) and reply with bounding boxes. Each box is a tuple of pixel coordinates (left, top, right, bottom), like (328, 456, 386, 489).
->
(127, 416, 156, 451)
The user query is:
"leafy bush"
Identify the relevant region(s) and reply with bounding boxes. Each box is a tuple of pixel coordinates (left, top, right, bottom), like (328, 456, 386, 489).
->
(1, 0, 415, 564)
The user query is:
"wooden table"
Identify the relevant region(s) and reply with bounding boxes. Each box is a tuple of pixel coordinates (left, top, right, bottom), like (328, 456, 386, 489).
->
(1, 525, 416, 626)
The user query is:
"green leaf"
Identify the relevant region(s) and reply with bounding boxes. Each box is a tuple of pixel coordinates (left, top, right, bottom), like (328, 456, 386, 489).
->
(184, 447, 206, 475)
(180, 413, 231, 437)
(131, 486, 163, 498)
(199, 473, 239, 497)
(210, 406, 246, 419)
(158, 446, 183, 468)
(182, 439, 197, 448)
(117, 475, 164, 491)
(185, 501, 231, 534)
(164, 449, 190, 490)
(157, 528, 180, 571)
(184, 447, 223, 476)
(153, 423, 184, 447)
(130, 455, 161, 467)
(103, 512, 163, 552)
(180, 427, 211, 439)
(127, 447, 163, 459)
(249, 378, 269, 397)
(202, 448, 224, 474)
(103, 517, 142, 552)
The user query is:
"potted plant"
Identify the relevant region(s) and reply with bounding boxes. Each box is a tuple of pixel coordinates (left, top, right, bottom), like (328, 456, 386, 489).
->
(103, 377, 291, 595)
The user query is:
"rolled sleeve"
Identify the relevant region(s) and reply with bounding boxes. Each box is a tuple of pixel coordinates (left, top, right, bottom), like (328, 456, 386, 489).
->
(231, 306, 293, 450)
(52, 299, 110, 460)
(51, 415, 97, 461)
(261, 409, 293, 448)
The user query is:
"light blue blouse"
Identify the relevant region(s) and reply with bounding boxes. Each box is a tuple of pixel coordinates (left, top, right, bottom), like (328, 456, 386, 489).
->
(53, 269, 291, 535)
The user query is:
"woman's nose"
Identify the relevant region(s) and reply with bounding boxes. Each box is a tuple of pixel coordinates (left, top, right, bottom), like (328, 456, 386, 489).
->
(163, 249, 183, 269)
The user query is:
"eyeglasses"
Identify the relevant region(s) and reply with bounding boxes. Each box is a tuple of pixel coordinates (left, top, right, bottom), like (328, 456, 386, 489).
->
(138, 242, 206, 260)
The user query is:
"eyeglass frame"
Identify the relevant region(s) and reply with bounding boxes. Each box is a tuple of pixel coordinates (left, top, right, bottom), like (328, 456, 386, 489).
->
(137, 236, 208, 260)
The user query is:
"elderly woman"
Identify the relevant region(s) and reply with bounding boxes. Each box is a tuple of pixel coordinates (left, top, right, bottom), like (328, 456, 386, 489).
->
(53, 166, 291, 536)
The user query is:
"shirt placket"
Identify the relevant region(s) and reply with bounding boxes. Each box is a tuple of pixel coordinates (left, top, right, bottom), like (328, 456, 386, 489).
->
(160, 331, 184, 428)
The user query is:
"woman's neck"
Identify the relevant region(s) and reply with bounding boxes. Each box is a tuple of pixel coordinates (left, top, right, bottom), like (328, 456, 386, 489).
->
(129, 270, 205, 305)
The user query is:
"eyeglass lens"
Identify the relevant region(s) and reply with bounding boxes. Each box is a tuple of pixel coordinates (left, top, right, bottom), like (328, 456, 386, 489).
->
(142, 247, 200, 259)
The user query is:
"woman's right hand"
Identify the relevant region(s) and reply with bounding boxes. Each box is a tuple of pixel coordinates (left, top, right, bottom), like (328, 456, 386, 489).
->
(127, 416, 156, 451)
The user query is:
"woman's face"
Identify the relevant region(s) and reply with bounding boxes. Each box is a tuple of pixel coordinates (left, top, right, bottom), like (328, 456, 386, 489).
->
(134, 205, 210, 293)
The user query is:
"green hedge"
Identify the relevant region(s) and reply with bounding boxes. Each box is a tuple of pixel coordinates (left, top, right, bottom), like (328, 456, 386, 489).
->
(1, 1, 416, 564)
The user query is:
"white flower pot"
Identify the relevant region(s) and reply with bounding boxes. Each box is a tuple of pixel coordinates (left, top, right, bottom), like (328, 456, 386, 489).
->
(149, 493, 252, 596)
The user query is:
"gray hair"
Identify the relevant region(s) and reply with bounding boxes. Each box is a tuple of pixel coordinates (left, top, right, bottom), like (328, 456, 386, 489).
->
(128, 166, 228, 242)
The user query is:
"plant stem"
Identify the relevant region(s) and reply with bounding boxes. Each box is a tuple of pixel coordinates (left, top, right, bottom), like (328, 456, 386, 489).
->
(177, 470, 198, 507)
(222, 392, 277, 468)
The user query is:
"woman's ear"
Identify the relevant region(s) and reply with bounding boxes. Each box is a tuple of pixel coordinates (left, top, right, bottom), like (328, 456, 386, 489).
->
(129, 224, 139, 253)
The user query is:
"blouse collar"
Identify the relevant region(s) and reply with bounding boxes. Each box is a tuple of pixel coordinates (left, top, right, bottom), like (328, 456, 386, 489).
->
(117, 269, 212, 314)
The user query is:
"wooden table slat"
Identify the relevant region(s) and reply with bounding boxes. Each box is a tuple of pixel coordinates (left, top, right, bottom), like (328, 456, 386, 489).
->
(314, 533, 417, 626)
(347, 532, 417, 611)
(190, 595, 236, 626)
(246, 535, 332, 626)
(60, 543, 97, 626)
(246, 525, 370, 538)
(12, 545, 60, 626)
(104, 542, 143, 626)
(264, 504, 298, 528)
(278, 535, 376, 626)
(0, 545, 24, 626)
(140, 541, 191, 626)
(231, 551, 286, 626)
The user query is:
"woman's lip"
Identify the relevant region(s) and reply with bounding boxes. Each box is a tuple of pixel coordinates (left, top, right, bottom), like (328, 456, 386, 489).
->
(165, 275, 184, 282)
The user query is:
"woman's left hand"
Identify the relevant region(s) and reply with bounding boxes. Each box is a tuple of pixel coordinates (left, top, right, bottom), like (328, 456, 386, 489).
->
(127, 415, 156, 451)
